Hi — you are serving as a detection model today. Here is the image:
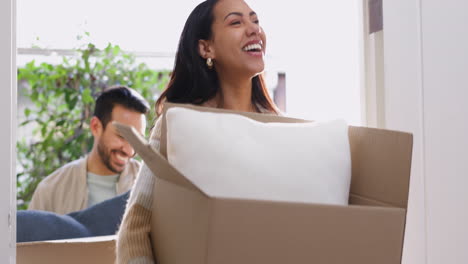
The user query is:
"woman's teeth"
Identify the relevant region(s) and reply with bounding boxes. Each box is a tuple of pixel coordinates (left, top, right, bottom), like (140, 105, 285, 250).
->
(243, 43, 262, 52)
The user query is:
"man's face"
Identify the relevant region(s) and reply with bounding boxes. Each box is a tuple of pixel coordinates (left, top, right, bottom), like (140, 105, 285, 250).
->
(95, 104, 146, 174)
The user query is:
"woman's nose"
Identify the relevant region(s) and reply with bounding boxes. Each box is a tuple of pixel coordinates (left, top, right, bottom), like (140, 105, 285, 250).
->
(246, 21, 261, 36)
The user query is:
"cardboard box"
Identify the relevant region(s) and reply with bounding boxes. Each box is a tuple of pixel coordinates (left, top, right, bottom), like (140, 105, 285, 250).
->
(116, 103, 413, 264)
(17, 235, 116, 264)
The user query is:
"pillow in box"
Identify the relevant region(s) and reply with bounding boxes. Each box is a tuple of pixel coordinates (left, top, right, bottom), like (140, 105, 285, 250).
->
(165, 107, 351, 205)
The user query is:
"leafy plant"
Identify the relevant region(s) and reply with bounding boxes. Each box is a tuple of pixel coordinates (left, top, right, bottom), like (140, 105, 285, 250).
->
(17, 43, 170, 210)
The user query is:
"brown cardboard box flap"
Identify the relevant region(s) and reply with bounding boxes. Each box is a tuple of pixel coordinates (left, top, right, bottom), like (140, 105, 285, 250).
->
(114, 122, 203, 194)
(17, 235, 116, 264)
(348, 126, 413, 208)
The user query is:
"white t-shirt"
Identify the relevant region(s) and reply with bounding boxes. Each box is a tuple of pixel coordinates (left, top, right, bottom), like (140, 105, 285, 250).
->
(87, 172, 119, 207)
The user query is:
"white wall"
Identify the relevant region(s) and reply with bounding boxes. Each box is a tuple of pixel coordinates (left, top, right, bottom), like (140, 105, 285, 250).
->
(383, 0, 468, 263)
(420, 0, 468, 263)
(382, 1, 426, 263)
(282, 0, 362, 125)
(0, 0, 16, 263)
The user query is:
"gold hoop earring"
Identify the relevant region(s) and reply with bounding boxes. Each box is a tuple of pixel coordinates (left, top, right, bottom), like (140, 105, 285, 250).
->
(206, 58, 213, 69)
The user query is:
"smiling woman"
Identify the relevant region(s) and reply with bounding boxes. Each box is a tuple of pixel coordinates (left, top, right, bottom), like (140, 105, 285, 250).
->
(117, 0, 280, 263)
(154, 0, 278, 115)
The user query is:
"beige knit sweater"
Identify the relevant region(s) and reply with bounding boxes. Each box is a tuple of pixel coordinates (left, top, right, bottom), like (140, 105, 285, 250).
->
(116, 115, 162, 264)
(116, 104, 277, 264)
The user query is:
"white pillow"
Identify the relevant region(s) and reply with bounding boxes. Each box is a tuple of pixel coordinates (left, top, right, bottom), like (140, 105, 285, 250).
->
(166, 107, 351, 205)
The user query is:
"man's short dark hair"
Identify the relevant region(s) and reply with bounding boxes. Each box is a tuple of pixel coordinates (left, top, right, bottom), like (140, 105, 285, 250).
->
(93, 86, 150, 128)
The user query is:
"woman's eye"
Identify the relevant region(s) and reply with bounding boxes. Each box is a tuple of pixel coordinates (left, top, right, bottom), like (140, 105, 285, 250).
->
(254, 20, 260, 24)
(230, 21, 241, 25)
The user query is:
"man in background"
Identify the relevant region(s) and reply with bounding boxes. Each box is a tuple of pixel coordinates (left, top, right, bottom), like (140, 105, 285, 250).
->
(29, 86, 149, 214)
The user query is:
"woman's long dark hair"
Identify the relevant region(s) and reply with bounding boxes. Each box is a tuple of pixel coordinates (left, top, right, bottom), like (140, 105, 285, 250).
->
(155, 0, 278, 115)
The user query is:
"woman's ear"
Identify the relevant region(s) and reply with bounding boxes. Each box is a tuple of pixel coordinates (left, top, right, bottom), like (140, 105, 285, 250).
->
(198, 39, 215, 59)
